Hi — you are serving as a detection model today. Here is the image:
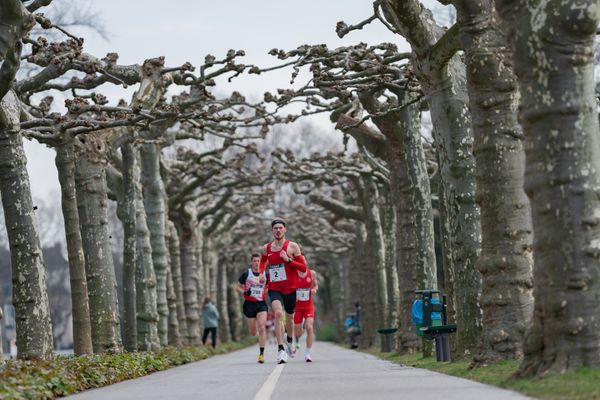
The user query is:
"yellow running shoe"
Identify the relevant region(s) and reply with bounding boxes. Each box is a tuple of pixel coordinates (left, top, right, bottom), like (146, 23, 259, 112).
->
(258, 354, 265, 364)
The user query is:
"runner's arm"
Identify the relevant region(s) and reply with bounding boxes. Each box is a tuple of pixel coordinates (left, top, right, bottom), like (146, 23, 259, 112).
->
(234, 282, 245, 294)
(311, 270, 318, 294)
(285, 242, 307, 272)
(236, 271, 248, 294)
(259, 245, 268, 273)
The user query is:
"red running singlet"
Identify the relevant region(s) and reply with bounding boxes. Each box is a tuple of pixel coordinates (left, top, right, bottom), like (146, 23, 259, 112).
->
(266, 240, 298, 294)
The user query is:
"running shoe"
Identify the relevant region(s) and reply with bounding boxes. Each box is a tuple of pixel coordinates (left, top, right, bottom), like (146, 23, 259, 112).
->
(285, 341, 296, 357)
(258, 354, 265, 364)
(277, 349, 288, 364)
(295, 343, 301, 353)
(305, 353, 312, 362)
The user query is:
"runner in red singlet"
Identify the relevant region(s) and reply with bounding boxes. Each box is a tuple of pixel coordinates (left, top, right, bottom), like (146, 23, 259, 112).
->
(259, 217, 308, 364)
(235, 253, 268, 363)
(294, 268, 318, 362)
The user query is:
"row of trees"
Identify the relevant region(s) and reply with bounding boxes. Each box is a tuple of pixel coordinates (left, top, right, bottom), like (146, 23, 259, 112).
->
(2, 0, 600, 379)
(254, 0, 600, 376)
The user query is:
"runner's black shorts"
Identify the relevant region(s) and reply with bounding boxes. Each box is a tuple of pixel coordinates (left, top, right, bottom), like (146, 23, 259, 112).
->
(268, 290, 296, 314)
(243, 300, 268, 318)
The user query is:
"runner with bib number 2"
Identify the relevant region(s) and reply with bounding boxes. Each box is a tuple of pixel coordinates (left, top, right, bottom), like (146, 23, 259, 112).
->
(259, 217, 308, 364)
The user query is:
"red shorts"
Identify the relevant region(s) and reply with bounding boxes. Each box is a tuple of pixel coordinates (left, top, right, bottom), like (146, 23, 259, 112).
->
(294, 305, 314, 324)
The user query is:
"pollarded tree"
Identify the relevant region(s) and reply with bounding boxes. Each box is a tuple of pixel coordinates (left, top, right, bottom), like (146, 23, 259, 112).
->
(495, 0, 600, 376)
(0, 0, 53, 359)
(447, 0, 533, 364)
(365, 0, 483, 355)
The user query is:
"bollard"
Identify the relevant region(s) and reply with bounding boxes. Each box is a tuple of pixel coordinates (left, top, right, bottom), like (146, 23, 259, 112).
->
(377, 328, 398, 352)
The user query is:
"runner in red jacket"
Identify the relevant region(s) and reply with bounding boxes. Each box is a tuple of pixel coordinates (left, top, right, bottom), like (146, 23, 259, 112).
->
(294, 268, 318, 362)
(259, 217, 308, 364)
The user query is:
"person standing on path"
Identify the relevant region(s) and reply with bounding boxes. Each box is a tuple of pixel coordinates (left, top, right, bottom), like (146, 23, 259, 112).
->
(201, 297, 220, 348)
(294, 268, 318, 362)
(259, 217, 308, 364)
(235, 253, 268, 363)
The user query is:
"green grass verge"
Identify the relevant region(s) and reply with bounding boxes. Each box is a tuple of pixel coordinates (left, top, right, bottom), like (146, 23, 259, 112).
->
(316, 322, 338, 342)
(0, 338, 255, 400)
(373, 351, 600, 400)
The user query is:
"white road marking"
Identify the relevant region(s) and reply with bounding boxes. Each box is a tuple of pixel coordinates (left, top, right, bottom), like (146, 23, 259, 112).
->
(253, 364, 285, 400)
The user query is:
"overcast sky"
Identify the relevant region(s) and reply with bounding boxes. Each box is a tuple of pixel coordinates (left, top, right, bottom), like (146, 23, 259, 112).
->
(24, 0, 451, 199)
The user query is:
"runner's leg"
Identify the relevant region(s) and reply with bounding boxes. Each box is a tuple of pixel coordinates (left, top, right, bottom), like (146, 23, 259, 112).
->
(247, 317, 257, 336)
(272, 300, 284, 346)
(305, 317, 314, 349)
(305, 317, 314, 361)
(257, 311, 267, 348)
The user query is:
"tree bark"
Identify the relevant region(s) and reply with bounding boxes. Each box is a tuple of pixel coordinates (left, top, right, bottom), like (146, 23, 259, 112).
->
(133, 152, 160, 351)
(381, 186, 399, 331)
(55, 139, 93, 355)
(111, 143, 138, 352)
(496, 0, 600, 375)
(381, 1, 483, 356)
(74, 133, 122, 353)
(227, 262, 242, 341)
(453, 0, 533, 363)
(140, 141, 169, 346)
(176, 214, 201, 345)
(166, 262, 180, 347)
(0, 91, 53, 359)
(356, 175, 388, 337)
(167, 220, 187, 345)
(355, 223, 378, 347)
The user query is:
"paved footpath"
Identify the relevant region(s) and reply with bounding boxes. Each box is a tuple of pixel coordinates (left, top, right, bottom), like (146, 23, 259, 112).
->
(66, 342, 534, 400)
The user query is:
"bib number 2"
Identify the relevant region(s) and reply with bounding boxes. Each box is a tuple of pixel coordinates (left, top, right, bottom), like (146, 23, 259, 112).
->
(269, 264, 287, 282)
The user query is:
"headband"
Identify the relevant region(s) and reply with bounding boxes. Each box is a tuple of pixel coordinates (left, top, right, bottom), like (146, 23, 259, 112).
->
(271, 219, 286, 227)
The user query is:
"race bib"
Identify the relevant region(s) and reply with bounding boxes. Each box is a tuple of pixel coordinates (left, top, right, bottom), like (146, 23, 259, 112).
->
(250, 285, 264, 300)
(297, 288, 310, 301)
(269, 264, 287, 282)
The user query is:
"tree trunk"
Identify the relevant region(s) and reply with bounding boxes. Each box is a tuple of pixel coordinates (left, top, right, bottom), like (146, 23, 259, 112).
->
(356, 222, 379, 348)
(453, 0, 533, 363)
(196, 229, 207, 320)
(496, 0, 600, 376)
(380, 1, 483, 356)
(140, 142, 169, 346)
(0, 92, 53, 359)
(167, 220, 187, 345)
(205, 237, 230, 344)
(166, 264, 180, 347)
(74, 134, 122, 353)
(55, 140, 93, 355)
(427, 58, 483, 357)
(334, 258, 347, 341)
(133, 152, 160, 351)
(356, 175, 388, 336)
(116, 143, 138, 352)
(381, 187, 399, 330)
(227, 263, 242, 341)
(177, 215, 201, 345)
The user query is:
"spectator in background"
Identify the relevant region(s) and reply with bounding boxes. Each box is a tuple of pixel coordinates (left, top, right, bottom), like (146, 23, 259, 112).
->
(344, 302, 361, 349)
(202, 297, 220, 348)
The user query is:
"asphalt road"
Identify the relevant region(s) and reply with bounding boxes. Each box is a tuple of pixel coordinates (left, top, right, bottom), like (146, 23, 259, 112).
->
(65, 341, 533, 400)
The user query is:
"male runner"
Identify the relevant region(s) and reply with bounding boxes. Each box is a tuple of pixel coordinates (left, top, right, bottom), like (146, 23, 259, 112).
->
(259, 217, 308, 364)
(235, 253, 268, 363)
(294, 268, 318, 362)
